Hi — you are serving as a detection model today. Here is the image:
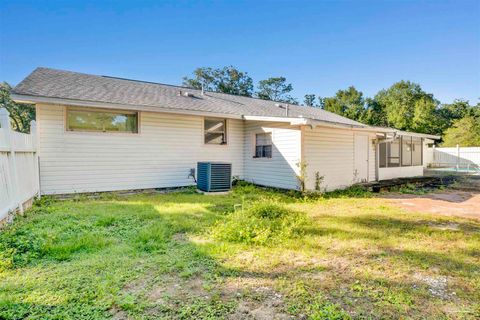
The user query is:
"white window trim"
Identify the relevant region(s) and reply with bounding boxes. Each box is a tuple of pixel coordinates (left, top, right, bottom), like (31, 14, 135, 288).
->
(252, 129, 273, 160)
(64, 106, 140, 135)
(202, 117, 229, 146)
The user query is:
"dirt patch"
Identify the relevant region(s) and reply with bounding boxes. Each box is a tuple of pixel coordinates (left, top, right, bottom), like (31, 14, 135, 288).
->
(148, 274, 209, 305)
(413, 273, 456, 300)
(226, 284, 292, 320)
(384, 190, 480, 220)
(110, 305, 129, 320)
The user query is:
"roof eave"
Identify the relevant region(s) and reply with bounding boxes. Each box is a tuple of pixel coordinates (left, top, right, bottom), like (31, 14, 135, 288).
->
(10, 93, 245, 120)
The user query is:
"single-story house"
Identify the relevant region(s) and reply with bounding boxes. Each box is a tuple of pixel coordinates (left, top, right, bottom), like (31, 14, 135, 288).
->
(11, 67, 439, 195)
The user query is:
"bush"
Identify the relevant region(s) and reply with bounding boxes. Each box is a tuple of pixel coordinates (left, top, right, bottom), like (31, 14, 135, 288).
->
(212, 201, 307, 245)
(0, 228, 44, 270)
(248, 202, 291, 219)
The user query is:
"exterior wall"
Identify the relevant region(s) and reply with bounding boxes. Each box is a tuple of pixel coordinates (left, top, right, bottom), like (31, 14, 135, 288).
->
(36, 104, 244, 194)
(378, 166, 423, 180)
(243, 121, 301, 190)
(303, 126, 377, 191)
(423, 139, 434, 167)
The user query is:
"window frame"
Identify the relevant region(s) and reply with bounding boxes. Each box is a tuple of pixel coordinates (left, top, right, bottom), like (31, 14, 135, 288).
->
(254, 132, 273, 159)
(65, 106, 139, 134)
(378, 136, 423, 168)
(203, 117, 228, 145)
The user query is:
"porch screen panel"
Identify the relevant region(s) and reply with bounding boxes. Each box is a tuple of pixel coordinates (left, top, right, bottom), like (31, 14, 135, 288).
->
(379, 143, 387, 168)
(387, 139, 400, 167)
(401, 137, 412, 166)
(412, 137, 423, 166)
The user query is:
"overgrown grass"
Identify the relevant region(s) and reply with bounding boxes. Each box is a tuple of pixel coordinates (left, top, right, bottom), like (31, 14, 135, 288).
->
(0, 184, 478, 319)
(212, 200, 308, 245)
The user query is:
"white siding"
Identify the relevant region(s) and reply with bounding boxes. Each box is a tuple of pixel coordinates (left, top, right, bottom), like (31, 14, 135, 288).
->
(378, 166, 423, 180)
(303, 126, 377, 191)
(37, 104, 244, 194)
(243, 122, 301, 190)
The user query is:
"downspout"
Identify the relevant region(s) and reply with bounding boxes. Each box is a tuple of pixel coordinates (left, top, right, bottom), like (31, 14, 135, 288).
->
(300, 125, 306, 191)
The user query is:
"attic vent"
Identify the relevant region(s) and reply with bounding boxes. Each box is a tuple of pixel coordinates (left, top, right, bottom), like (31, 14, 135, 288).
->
(178, 90, 195, 97)
(275, 103, 289, 116)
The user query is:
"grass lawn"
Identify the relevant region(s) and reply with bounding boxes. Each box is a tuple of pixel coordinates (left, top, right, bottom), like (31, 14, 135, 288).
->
(0, 184, 479, 319)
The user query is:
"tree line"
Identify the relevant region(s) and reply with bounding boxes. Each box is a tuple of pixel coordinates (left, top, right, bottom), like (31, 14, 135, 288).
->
(183, 66, 480, 147)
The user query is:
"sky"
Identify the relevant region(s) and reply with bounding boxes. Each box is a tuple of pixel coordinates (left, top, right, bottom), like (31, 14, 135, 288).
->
(0, 0, 479, 104)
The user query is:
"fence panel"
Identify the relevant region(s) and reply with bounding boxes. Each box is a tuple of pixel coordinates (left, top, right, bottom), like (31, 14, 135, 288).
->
(431, 146, 480, 171)
(0, 109, 39, 222)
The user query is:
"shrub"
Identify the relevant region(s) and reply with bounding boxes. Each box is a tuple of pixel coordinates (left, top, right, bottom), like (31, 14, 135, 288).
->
(248, 202, 291, 219)
(212, 201, 307, 245)
(0, 228, 44, 270)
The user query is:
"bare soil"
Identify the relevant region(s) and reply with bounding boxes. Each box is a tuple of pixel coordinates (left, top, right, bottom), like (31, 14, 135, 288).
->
(384, 190, 480, 220)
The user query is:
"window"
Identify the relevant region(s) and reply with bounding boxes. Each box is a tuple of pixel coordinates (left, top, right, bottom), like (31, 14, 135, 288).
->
(254, 133, 272, 158)
(204, 118, 227, 144)
(387, 139, 400, 167)
(67, 107, 138, 133)
(379, 136, 423, 168)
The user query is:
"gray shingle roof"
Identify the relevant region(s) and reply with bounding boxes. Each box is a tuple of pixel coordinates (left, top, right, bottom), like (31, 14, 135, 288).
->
(13, 67, 365, 126)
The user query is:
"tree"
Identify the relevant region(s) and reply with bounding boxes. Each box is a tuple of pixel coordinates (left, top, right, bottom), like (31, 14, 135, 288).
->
(0, 82, 35, 133)
(437, 99, 473, 131)
(182, 67, 216, 92)
(322, 86, 365, 121)
(441, 115, 480, 147)
(361, 98, 388, 126)
(303, 94, 317, 107)
(256, 77, 298, 103)
(374, 81, 439, 132)
(412, 95, 442, 134)
(183, 66, 253, 97)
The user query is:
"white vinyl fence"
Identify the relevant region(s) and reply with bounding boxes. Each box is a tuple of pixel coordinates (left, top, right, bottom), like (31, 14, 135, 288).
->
(0, 108, 39, 222)
(431, 145, 480, 172)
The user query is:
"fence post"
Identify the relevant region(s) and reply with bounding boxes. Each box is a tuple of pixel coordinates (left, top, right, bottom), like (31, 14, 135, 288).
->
(0, 109, 23, 214)
(30, 120, 40, 197)
(456, 144, 460, 171)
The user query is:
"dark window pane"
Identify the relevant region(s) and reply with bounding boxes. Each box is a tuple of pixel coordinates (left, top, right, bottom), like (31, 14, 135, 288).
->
(255, 146, 262, 157)
(255, 133, 272, 158)
(379, 143, 386, 168)
(264, 145, 272, 158)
